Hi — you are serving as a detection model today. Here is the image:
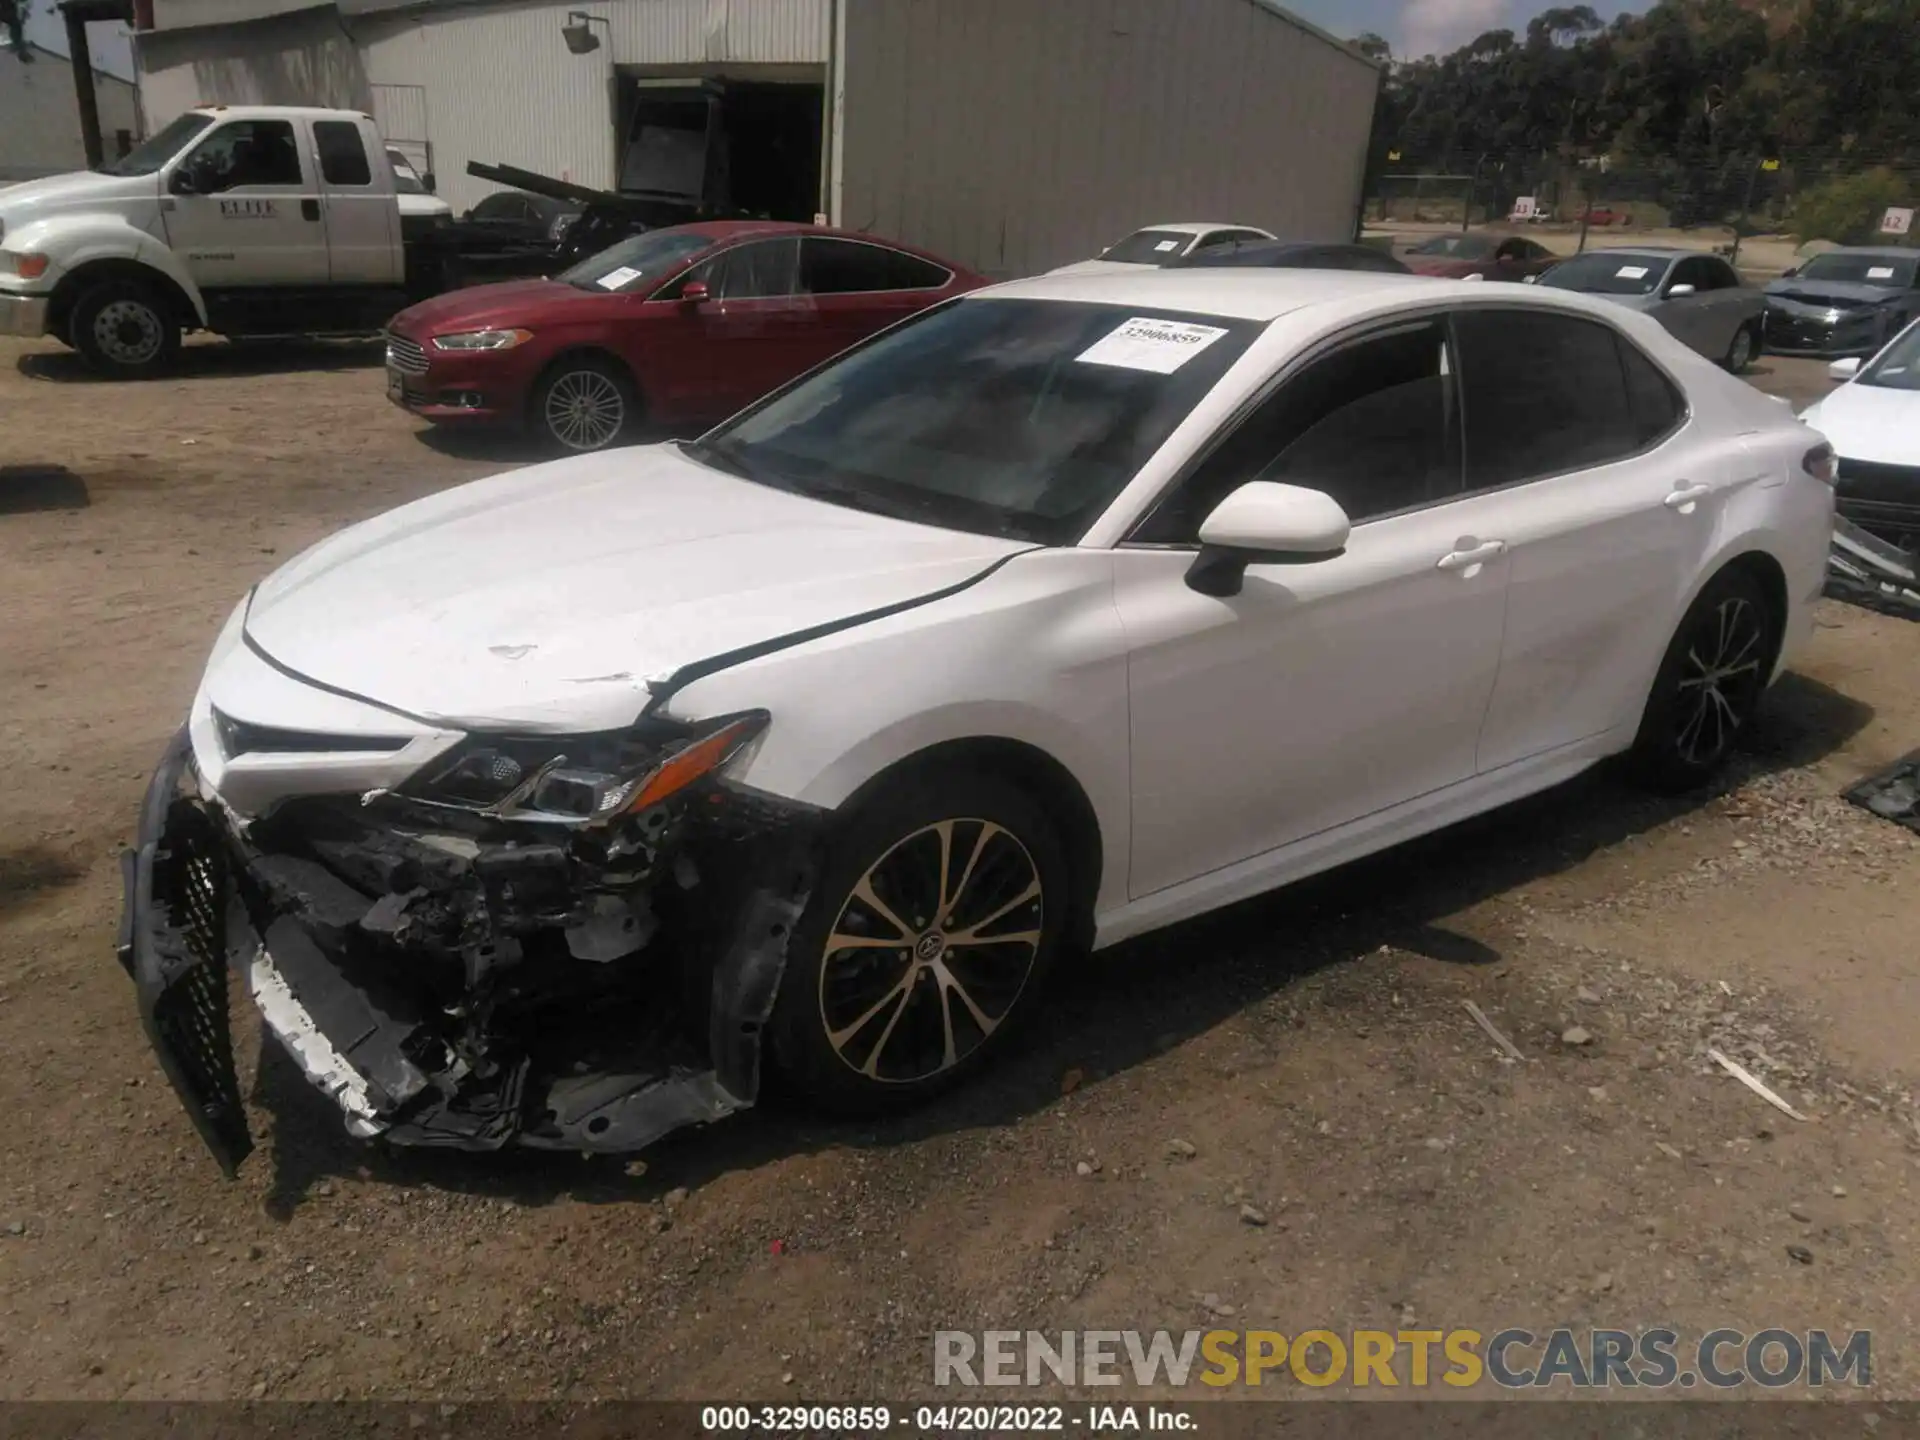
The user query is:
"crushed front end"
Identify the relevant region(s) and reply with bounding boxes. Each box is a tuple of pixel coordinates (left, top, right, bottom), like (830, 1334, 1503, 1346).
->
(118, 706, 821, 1175)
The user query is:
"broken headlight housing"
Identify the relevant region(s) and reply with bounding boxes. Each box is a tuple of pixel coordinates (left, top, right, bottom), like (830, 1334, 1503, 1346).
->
(405, 712, 768, 826)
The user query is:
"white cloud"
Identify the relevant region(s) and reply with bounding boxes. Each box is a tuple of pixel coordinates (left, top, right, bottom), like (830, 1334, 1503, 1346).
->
(1400, 0, 1509, 58)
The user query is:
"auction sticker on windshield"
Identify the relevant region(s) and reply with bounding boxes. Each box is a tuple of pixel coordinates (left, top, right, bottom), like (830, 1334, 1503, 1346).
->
(1868, 267, 1897, 280)
(1077, 317, 1229, 374)
(1616, 265, 1649, 279)
(596, 266, 644, 290)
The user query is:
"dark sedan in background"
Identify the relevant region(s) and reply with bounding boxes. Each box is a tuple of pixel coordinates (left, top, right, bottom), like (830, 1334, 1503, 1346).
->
(1764, 248, 1920, 358)
(1178, 238, 1412, 273)
(385, 221, 984, 453)
(1403, 231, 1559, 281)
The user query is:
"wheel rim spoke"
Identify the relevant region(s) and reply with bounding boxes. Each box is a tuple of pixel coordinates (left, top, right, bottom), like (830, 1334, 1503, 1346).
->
(819, 817, 1044, 1085)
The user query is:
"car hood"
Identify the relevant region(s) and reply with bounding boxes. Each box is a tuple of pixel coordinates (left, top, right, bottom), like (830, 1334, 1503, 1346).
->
(1765, 281, 1901, 310)
(389, 278, 605, 336)
(1046, 258, 1158, 277)
(1799, 384, 1920, 467)
(241, 443, 1030, 731)
(0, 169, 160, 226)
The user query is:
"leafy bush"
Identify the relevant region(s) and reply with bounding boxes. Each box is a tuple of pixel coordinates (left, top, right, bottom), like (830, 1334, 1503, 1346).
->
(1789, 169, 1915, 246)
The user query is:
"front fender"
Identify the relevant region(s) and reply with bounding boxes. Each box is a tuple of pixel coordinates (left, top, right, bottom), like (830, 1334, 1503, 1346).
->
(661, 550, 1135, 921)
(17, 214, 208, 326)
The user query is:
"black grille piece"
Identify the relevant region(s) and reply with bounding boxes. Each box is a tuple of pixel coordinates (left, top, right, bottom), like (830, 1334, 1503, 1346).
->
(214, 709, 408, 757)
(139, 802, 253, 1174)
(384, 330, 429, 375)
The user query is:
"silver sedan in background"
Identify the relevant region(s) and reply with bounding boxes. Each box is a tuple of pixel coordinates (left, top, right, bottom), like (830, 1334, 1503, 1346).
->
(1535, 247, 1767, 372)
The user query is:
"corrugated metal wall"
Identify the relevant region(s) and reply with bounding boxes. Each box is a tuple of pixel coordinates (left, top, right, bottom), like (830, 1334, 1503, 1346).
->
(136, 7, 371, 131)
(0, 49, 141, 181)
(356, 1, 619, 211)
(838, 0, 1378, 279)
(606, 0, 827, 64)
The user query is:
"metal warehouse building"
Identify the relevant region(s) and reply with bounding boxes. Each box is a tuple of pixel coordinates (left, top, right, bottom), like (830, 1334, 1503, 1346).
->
(134, 0, 1380, 278)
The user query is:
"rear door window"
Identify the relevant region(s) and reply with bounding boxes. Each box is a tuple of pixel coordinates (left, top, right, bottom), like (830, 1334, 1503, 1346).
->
(800, 237, 948, 294)
(1453, 309, 1646, 489)
(313, 120, 372, 187)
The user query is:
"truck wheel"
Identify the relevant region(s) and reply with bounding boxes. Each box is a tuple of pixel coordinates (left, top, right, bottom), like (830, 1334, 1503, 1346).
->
(71, 280, 180, 378)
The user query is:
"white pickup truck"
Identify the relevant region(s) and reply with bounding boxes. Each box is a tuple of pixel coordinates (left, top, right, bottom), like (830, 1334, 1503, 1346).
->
(0, 105, 453, 377)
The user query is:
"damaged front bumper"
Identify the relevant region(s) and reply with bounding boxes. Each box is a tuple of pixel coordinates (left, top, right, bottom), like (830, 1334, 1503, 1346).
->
(117, 727, 821, 1174)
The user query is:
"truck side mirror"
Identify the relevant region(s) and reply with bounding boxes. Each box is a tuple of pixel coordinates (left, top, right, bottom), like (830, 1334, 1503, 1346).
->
(168, 169, 198, 197)
(422, 172, 437, 194)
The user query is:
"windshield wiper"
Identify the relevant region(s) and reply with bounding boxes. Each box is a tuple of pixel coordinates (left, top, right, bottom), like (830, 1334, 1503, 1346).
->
(678, 438, 754, 480)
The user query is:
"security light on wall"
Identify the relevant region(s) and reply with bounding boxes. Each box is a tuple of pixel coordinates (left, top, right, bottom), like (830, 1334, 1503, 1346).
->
(562, 11, 608, 54)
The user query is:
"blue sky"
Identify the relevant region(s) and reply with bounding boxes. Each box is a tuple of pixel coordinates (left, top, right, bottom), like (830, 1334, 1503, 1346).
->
(1286, 0, 1637, 58)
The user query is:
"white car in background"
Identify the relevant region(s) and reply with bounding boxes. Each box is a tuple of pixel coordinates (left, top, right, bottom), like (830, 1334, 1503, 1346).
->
(120, 270, 1835, 1175)
(1049, 222, 1275, 275)
(1799, 317, 1920, 550)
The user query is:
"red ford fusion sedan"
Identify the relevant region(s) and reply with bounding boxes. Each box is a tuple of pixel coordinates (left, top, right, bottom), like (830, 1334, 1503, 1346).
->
(384, 220, 986, 452)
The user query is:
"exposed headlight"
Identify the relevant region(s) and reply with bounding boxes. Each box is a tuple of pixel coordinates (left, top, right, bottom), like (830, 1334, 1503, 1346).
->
(408, 712, 768, 825)
(431, 328, 533, 352)
(548, 214, 577, 242)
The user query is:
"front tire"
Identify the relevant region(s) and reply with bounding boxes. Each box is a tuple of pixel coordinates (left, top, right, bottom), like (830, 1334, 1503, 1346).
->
(768, 769, 1071, 1114)
(531, 355, 635, 453)
(70, 279, 180, 378)
(1628, 567, 1776, 793)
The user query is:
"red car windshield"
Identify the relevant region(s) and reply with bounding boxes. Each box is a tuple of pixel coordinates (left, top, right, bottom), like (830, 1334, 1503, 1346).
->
(559, 229, 721, 294)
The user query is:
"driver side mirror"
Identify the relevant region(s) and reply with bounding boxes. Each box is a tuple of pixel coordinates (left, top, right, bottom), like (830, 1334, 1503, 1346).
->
(1666, 283, 1697, 298)
(421, 172, 437, 194)
(1782, 265, 1800, 278)
(680, 280, 712, 306)
(1186, 482, 1351, 597)
(167, 169, 199, 197)
(1829, 356, 1863, 382)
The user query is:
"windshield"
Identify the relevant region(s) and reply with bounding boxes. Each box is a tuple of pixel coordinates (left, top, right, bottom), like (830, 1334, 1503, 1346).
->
(685, 298, 1262, 545)
(387, 152, 426, 195)
(1409, 234, 1495, 260)
(101, 112, 214, 177)
(1537, 252, 1667, 296)
(1797, 253, 1918, 288)
(1099, 230, 1199, 264)
(558, 228, 717, 293)
(1860, 321, 1920, 391)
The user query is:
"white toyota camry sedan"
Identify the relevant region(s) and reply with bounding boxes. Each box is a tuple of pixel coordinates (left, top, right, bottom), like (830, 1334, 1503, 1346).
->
(119, 270, 1836, 1173)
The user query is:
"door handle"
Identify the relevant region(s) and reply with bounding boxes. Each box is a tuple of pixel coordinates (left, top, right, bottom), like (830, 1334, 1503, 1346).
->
(1436, 539, 1506, 572)
(1664, 482, 1712, 511)
(301, 198, 321, 222)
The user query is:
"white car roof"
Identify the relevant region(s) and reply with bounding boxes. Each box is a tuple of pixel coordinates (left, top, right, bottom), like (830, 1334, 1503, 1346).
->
(1133, 221, 1265, 236)
(189, 104, 373, 124)
(972, 268, 1446, 322)
(973, 267, 1696, 328)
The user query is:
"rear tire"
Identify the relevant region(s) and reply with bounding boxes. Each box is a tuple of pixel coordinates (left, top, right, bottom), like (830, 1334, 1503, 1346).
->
(1724, 320, 1759, 373)
(1627, 567, 1776, 793)
(531, 355, 635, 453)
(70, 279, 180, 378)
(767, 769, 1070, 1115)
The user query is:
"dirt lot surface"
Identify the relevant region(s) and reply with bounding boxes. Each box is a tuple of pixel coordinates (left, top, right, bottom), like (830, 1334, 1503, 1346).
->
(2, 336, 1918, 1406)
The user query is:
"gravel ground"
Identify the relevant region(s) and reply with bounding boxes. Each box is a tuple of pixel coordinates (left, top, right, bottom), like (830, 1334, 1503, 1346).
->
(2, 336, 1917, 1404)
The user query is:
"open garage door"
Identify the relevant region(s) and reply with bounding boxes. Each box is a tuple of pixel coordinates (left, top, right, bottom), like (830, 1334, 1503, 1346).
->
(617, 74, 823, 223)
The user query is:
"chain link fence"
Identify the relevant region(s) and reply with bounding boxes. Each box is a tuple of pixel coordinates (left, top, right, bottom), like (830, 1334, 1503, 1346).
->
(1365, 150, 1920, 278)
